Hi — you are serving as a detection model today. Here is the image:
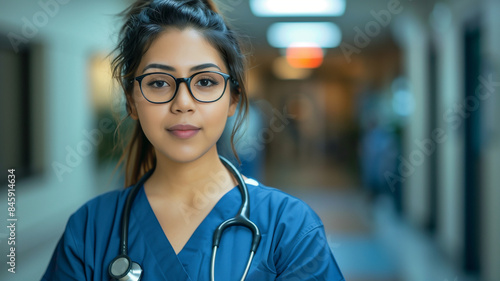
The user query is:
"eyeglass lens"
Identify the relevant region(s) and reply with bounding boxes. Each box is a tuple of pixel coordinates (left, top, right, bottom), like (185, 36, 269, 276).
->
(140, 72, 226, 103)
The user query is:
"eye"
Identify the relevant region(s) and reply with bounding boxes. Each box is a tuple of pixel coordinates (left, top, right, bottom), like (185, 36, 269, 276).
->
(195, 78, 219, 87)
(147, 80, 169, 88)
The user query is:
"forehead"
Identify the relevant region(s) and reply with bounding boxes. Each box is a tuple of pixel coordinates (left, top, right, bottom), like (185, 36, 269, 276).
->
(137, 28, 227, 74)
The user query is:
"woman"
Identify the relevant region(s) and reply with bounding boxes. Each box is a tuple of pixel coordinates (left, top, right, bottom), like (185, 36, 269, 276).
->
(41, 0, 345, 280)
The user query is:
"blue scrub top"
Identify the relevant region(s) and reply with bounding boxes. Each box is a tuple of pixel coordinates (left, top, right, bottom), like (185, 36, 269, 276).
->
(41, 178, 345, 281)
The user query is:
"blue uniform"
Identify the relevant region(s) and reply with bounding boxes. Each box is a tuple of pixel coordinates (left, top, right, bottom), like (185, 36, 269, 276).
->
(41, 178, 345, 281)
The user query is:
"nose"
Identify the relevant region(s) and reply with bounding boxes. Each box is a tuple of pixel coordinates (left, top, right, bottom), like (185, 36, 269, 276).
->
(170, 81, 195, 113)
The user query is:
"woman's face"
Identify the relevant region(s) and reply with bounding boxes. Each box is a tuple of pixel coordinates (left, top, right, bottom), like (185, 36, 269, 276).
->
(130, 28, 238, 163)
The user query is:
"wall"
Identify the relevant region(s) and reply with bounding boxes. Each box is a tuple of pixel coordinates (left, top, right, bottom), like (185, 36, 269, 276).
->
(0, 1, 127, 280)
(480, 0, 500, 279)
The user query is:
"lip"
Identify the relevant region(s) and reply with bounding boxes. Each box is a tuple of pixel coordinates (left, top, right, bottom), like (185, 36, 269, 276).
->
(166, 124, 201, 139)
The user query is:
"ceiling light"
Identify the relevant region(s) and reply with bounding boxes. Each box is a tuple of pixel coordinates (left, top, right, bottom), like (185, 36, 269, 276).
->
(286, 43, 324, 69)
(250, 0, 345, 17)
(267, 22, 342, 49)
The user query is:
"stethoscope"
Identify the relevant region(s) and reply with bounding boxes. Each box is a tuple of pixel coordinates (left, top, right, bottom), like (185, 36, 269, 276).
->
(108, 156, 261, 281)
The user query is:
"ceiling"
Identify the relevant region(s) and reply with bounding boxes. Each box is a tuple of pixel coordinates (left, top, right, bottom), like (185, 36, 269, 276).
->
(0, 0, 435, 59)
(214, 0, 435, 55)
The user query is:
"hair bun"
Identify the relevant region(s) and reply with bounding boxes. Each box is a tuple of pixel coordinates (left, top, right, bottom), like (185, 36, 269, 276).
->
(201, 0, 220, 14)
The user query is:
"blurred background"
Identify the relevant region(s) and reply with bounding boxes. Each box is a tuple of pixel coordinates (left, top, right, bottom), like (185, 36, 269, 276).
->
(0, 0, 499, 280)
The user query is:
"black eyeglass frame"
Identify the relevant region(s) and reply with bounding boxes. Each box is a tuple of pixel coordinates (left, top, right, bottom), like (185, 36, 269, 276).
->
(134, 70, 234, 104)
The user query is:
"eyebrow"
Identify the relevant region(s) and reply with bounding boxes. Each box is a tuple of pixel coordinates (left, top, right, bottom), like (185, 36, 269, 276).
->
(142, 63, 222, 73)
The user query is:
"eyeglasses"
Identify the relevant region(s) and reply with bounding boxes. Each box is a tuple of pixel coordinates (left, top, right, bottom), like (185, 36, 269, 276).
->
(134, 71, 232, 104)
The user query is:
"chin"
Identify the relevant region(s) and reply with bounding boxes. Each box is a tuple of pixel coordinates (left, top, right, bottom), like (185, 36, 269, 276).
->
(160, 146, 215, 164)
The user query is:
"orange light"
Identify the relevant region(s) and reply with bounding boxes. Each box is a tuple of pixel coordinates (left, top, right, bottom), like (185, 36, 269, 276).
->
(286, 43, 324, 69)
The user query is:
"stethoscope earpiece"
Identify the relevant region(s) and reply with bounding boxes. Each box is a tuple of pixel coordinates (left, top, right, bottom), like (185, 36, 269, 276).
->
(109, 255, 143, 281)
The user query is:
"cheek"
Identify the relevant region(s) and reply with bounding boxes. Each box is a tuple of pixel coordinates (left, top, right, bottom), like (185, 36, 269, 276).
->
(205, 105, 228, 127)
(135, 101, 152, 122)
(134, 100, 166, 133)
(134, 89, 159, 118)
(202, 100, 231, 133)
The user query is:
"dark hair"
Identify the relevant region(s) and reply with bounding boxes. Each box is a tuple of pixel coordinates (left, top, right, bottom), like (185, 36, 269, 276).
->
(111, 0, 248, 187)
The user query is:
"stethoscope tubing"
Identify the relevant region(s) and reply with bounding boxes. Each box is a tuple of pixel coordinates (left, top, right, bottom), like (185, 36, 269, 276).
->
(111, 156, 261, 281)
(119, 169, 154, 256)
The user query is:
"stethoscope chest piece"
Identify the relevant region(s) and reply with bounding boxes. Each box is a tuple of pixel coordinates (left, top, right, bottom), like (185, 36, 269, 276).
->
(109, 255, 143, 281)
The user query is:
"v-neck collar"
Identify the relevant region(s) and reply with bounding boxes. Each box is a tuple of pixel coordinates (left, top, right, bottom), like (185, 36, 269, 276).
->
(132, 183, 241, 280)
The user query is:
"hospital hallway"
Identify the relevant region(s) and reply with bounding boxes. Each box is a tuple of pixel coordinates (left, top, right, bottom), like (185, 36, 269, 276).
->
(266, 159, 473, 281)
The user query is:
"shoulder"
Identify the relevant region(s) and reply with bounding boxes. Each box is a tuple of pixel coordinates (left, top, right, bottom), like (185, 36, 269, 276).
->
(66, 187, 132, 230)
(246, 178, 320, 217)
(245, 178, 342, 277)
(245, 178, 324, 237)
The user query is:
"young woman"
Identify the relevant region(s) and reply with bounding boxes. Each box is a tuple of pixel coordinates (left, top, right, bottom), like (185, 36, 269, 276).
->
(41, 0, 345, 280)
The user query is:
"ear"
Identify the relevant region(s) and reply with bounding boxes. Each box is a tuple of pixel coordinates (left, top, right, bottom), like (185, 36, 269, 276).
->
(126, 94, 139, 120)
(228, 93, 239, 117)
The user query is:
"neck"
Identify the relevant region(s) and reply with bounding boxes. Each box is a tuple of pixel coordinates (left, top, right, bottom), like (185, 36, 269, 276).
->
(145, 147, 236, 203)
